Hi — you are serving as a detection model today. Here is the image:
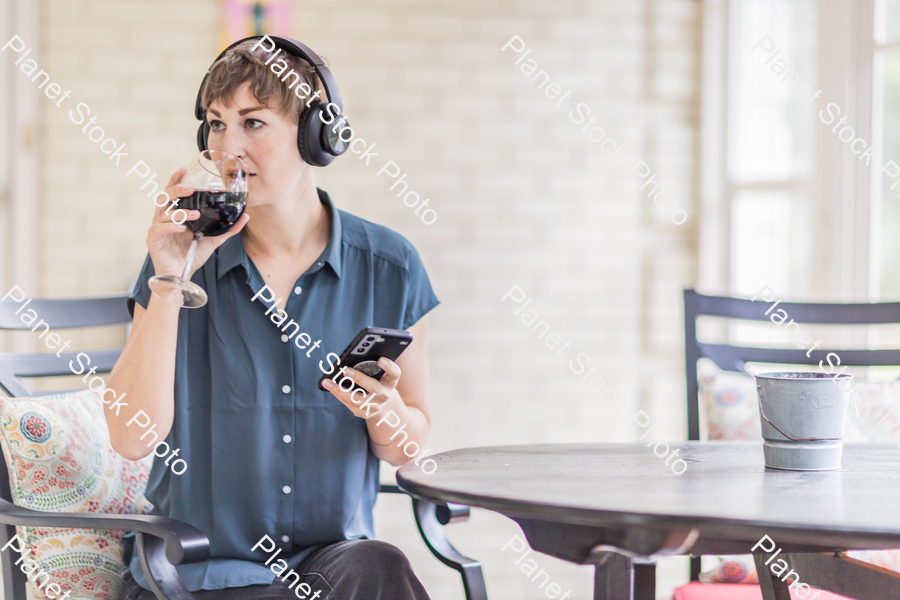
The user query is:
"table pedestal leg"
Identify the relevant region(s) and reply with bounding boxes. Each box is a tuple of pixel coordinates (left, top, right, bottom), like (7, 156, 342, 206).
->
(753, 553, 791, 600)
(592, 552, 656, 600)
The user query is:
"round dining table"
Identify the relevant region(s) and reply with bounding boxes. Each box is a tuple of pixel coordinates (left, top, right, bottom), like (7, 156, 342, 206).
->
(397, 441, 900, 600)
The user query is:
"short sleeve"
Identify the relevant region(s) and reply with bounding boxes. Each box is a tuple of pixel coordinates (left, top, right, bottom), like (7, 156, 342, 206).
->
(401, 245, 439, 331)
(127, 253, 156, 317)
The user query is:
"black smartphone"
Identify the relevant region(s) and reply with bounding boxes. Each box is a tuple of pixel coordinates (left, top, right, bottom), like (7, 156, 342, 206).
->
(318, 327, 413, 392)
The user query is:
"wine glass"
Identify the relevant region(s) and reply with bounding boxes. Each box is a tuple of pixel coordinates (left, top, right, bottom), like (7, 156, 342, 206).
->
(148, 150, 249, 308)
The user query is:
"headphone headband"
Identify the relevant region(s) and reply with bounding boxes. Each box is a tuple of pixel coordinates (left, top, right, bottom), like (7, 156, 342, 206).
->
(193, 35, 342, 120)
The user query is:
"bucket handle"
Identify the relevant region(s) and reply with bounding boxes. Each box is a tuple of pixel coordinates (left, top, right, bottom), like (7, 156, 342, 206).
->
(757, 391, 859, 442)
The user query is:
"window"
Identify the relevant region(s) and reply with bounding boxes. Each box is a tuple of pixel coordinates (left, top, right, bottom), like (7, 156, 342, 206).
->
(701, 0, 877, 303)
(727, 0, 817, 299)
(873, 0, 900, 298)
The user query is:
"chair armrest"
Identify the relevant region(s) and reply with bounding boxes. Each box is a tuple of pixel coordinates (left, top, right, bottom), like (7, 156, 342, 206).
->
(381, 482, 488, 600)
(436, 502, 471, 525)
(412, 498, 488, 600)
(379, 484, 471, 524)
(137, 532, 198, 600)
(0, 497, 209, 566)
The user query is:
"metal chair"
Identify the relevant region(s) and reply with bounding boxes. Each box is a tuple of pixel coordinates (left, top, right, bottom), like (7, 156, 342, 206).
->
(0, 292, 487, 600)
(681, 287, 900, 598)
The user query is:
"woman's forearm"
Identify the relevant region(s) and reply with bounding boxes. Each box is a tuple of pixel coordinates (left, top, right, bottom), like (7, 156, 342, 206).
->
(105, 293, 181, 460)
(367, 395, 431, 466)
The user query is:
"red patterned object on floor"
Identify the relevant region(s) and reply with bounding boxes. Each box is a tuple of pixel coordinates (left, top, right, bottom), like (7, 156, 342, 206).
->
(674, 581, 854, 600)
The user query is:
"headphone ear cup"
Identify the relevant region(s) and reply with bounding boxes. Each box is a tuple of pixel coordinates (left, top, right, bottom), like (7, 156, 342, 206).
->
(196, 122, 210, 152)
(297, 102, 336, 167)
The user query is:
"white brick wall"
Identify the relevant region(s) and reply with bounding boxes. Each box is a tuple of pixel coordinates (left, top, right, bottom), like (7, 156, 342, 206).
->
(34, 0, 700, 598)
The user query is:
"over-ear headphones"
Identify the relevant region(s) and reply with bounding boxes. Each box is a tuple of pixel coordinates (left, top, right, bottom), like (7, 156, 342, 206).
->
(194, 35, 350, 167)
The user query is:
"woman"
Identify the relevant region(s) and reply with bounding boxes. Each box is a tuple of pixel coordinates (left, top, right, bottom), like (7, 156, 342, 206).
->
(106, 38, 437, 600)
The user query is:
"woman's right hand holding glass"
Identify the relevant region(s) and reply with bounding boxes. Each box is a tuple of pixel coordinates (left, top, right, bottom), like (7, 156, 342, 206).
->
(146, 167, 249, 279)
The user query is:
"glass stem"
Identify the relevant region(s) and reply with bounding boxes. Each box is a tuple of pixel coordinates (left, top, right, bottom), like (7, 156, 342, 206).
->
(180, 233, 203, 280)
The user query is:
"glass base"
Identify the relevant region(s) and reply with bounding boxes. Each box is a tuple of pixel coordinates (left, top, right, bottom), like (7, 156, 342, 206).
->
(149, 274, 208, 308)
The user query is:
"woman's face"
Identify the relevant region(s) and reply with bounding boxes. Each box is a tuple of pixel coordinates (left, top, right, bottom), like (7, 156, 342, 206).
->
(205, 82, 307, 207)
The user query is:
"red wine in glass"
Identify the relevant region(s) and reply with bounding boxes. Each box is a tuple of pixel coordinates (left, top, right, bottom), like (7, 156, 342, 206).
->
(147, 150, 249, 308)
(178, 190, 248, 237)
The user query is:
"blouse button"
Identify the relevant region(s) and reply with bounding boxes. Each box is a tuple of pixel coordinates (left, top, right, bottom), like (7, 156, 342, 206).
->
(281, 334, 289, 343)
(282, 385, 291, 394)
(281, 535, 290, 543)
(283, 435, 292, 443)
(294, 286, 302, 295)
(282, 486, 292, 494)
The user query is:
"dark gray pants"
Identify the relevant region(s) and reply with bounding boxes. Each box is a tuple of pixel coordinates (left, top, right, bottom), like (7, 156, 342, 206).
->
(122, 539, 431, 600)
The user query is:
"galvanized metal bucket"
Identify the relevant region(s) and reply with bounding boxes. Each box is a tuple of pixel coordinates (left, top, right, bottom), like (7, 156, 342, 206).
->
(754, 372, 857, 471)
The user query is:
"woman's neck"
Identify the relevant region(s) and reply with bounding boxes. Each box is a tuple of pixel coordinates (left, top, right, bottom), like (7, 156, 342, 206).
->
(241, 176, 331, 263)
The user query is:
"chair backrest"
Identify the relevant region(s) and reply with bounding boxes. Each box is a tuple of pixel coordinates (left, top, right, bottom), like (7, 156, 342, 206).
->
(0, 293, 132, 600)
(0, 294, 131, 397)
(683, 288, 900, 441)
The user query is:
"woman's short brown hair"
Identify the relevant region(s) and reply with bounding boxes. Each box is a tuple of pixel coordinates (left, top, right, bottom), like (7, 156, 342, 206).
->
(201, 39, 320, 124)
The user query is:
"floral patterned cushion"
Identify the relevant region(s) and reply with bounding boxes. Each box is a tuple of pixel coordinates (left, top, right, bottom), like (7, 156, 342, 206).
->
(845, 380, 900, 442)
(844, 549, 900, 572)
(695, 359, 900, 581)
(0, 389, 154, 600)
(698, 358, 900, 443)
(698, 555, 758, 584)
(697, 359, 762, 440)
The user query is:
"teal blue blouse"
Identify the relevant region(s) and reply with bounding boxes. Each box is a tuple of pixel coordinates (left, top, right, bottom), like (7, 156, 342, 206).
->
(127, 189, 439, 591)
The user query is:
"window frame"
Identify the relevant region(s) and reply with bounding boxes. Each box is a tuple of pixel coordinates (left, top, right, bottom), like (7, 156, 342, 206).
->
(700, 0, 877, 302)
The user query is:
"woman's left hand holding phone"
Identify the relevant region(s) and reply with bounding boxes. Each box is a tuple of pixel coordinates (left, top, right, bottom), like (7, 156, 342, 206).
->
(322, 357, 404, 421)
